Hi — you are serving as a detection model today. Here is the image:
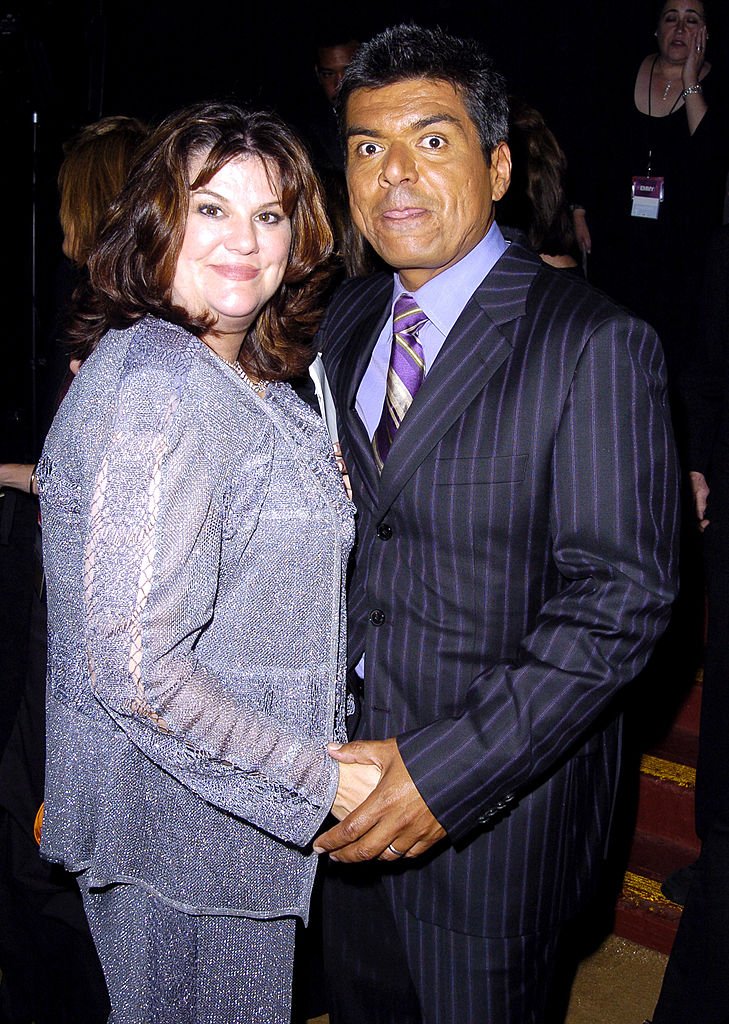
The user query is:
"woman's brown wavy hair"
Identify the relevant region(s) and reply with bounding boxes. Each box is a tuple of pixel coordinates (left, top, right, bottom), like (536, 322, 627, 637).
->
(67, 102, 334, 380)
(497, 98, 576, 259)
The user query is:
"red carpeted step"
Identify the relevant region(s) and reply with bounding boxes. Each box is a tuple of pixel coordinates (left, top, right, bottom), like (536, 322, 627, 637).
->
(647, 726, 699, 770)
(614, 871, 682, 956)
(634, 756, 699, 850)
(627, 829, 699, 882)
(612, 675, 703, 955)
(614, 755, 699, 954)
(646, 673, 702, 767)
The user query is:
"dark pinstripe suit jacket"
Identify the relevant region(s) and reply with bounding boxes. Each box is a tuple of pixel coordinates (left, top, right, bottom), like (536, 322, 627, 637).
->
(320, 240, 679, 939)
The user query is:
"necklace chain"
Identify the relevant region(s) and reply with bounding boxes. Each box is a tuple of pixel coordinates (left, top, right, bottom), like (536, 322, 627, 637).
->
(649, 55, 683, 118)
(221, 357, 268, 392)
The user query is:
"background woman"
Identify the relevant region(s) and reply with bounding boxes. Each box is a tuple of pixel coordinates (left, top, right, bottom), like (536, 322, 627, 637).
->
(571, 0, 727, 387)
(497, 97, 579, 270)
(37, 102, 364, 1024)
(568, 2, 726, 715)
(0, 116, 148, 500)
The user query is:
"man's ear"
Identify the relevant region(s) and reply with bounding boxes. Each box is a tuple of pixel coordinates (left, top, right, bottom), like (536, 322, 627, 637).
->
(490, 141, 512, 202)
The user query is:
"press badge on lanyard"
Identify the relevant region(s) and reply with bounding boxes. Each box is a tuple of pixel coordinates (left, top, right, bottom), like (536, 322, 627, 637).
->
(632, 175, 664, 219)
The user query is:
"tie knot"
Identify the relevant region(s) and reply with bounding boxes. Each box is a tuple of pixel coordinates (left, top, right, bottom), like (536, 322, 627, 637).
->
(393, 294, 428, 338)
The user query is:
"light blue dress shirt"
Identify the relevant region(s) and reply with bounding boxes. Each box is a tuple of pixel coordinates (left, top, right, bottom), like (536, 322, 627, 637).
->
(356, 222, 508, 438)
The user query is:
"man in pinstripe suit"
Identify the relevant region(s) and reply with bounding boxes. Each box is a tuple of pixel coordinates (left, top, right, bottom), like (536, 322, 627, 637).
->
(313, 23, 680, 1023)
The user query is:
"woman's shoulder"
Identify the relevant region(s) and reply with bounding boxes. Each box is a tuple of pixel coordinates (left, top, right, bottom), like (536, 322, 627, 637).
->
(103, 317, 201, 378)
(92, 318, 273, 440)
(86, 319, 219, 433)
(94, 316, 226, 401)
(635, 53, 655, 79)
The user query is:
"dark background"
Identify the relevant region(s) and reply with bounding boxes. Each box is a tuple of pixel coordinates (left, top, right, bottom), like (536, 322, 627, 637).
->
(2, 0, 728, 459)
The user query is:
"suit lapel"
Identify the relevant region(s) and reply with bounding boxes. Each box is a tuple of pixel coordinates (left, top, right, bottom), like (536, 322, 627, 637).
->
(334, 284, 391, 510)
(377, 243, 538, 516)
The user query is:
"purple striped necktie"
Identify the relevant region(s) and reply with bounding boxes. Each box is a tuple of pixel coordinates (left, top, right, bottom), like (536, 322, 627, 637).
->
(372, 293, 428, 472)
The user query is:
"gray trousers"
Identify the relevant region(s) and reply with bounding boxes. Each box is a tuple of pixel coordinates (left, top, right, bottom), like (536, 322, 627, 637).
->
(80, 878, 296, 1024)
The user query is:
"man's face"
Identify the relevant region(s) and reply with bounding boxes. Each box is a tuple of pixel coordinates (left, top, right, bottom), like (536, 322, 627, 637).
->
(315, 42, 359, 103)
(345, 78, 511, 291)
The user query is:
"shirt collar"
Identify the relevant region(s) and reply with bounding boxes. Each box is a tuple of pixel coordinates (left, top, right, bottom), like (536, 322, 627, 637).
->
(389, 221, 508, 337)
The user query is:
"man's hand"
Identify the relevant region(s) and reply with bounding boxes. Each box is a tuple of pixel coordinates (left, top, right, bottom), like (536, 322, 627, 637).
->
(689, 470, 710, 530)
(314, 738, 447, 863)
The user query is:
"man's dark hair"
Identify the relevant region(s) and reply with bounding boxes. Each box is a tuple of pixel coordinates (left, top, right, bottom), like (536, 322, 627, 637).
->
(336, 23, 509, 158)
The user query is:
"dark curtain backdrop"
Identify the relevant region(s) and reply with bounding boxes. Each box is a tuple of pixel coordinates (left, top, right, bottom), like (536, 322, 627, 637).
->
(2, 0, 728, 458)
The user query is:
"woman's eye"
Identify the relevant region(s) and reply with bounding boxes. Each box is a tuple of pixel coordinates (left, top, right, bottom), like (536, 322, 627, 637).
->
(198, 203, 223, 218)
(256, 211, 282, 224)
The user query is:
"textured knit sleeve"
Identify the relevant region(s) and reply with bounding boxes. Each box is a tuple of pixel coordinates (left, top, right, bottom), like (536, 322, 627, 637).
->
(81, 356, 338, 847)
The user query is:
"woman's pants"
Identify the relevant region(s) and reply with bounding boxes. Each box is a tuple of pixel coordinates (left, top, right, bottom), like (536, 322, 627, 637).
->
(80, 878, 296, 1024)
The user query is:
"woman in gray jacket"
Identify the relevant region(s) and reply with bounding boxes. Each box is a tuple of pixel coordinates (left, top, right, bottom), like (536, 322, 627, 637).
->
(36, 103, 366, 1024)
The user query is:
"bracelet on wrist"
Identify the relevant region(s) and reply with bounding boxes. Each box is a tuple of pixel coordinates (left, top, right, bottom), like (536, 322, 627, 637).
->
(682, 83, 703, 98)
(28, 462, 38, 495)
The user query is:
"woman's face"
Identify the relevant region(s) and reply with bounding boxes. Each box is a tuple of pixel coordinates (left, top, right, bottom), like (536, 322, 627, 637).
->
(172, 154, 292, 350)
(656, 1, 706, 62)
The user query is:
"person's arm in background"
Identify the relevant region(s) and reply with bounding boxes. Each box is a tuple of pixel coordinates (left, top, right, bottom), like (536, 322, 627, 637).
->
(679, 227, 729, 528)
(0, 464, 38, 496)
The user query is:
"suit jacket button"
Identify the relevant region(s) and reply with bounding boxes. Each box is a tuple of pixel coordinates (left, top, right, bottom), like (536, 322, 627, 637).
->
(369, 609, 386, 626)
(377, 523, 393, 540)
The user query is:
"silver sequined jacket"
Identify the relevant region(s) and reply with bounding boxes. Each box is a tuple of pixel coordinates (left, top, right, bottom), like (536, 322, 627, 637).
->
(37, 317, 354, 920)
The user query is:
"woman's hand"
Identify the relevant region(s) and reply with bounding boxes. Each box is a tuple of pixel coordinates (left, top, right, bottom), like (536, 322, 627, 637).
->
(680, 22, 709, 134)
(682, 23, 707, 89)
(330, 756, 382, 820)
(333, 442, 352, 500)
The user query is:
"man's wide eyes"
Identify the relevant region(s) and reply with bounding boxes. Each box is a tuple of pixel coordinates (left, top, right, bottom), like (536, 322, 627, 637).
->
(356, 142, 384, 156)
(354, 136, 446, 156)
